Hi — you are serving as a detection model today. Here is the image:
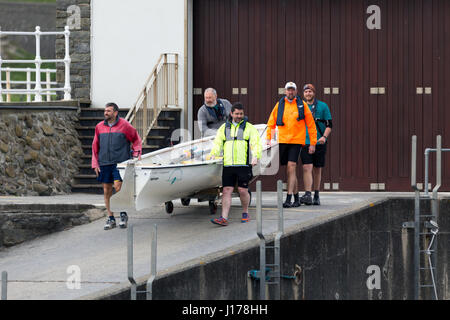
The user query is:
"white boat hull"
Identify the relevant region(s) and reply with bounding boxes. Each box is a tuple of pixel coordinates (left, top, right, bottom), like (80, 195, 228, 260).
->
(110, 124, 278, 212)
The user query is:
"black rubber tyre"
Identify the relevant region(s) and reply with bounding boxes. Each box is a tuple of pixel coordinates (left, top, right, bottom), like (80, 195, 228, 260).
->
(208, 200, 217, 215)
(181, 198, 191, 206)
(165, 201, 174, 214)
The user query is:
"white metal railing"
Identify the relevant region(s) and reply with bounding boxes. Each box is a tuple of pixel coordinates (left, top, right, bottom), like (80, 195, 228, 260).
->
(0, 26, 71, 102)
(126, 53, 179, 144)
(1, 67, 57, 102)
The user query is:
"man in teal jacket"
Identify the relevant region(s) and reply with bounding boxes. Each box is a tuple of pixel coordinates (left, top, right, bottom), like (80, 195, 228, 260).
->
(300, 84, 333, 205)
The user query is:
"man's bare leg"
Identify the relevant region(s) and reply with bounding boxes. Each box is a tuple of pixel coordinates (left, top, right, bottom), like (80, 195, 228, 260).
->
(238, 187, 250, 213)
(302, 164, 313, 192)
(114, 180, 122, 193)
(300, 164, 314, 205)
(313, 167, 322, 191)
(103, 183, 114, 217)
(286, 161, 297, 194)
(313, 167, 322, 205)
(221, 186, 234, 220)
(283, 161, 298, 207)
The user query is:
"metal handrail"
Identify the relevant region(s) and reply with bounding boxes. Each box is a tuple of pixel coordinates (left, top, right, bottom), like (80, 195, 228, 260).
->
(0, 26, 71, 102)
(424, 146, 448, 197)
(125, 53, 179, 145)
(411, 135, 443, 300)
(411, 135, 420, 300)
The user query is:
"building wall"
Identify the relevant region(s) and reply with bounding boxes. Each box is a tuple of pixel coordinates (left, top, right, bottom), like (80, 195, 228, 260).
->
(192, 0, 450, 191)
(90, 0, 185, 111)
(56, 0, 92, 102)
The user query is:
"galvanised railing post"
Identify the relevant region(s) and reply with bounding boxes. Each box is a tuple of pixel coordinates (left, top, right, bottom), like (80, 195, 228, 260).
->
(146, 224, 157, 300)
(256, 180, 266, 300)
(1, 271, 7, 300)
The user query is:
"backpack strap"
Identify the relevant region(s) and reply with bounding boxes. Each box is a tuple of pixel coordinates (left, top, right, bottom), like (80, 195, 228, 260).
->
(206, 99, 226, 121)
(276, 96, 305, 126)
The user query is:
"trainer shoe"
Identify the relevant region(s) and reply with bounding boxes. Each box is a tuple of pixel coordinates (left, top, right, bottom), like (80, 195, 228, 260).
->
(241, 213, 250, 223)
(283, 201, 293, 208)
(300, 193, 313, 205)
(104, 218, 116, 230)
(313, 196, 321, 205)
(211, 216, 228, 226)
(291, 200, 301, 207)
(119, 212, 128, 229)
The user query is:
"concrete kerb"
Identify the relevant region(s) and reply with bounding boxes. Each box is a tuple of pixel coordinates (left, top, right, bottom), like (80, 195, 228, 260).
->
(78, 195, 391, 300)
(0, 203, 107, 248)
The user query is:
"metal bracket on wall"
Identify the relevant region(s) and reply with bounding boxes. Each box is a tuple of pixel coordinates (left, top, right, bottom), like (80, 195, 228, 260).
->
(323, 87, 339, 95)
(370, 87, 386, 94)
(127, 224, 157, 300)
(402, 221, 415, 229)
(402, 221, 437, 230)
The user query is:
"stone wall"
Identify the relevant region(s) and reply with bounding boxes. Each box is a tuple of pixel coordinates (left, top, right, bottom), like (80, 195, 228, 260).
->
(56, 0, 91, 102)
(0, 105, 83, 196)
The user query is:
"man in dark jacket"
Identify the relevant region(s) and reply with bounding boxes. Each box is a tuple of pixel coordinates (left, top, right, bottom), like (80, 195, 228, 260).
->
(197, 88, 232, 137)
(92, 102, 142, 230)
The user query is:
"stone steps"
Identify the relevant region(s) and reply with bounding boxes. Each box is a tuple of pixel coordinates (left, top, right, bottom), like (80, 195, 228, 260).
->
(72, 107, 181, 193)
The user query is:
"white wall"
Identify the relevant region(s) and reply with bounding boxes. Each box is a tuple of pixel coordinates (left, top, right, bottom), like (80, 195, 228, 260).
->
(91, 0, 186, 115)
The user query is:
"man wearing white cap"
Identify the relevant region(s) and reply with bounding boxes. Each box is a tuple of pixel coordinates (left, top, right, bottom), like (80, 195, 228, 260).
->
(266, 82, 317, 207)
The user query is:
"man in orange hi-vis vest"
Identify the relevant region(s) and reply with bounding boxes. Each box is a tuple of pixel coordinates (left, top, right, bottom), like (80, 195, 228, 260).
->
(266, 82, 317, 208)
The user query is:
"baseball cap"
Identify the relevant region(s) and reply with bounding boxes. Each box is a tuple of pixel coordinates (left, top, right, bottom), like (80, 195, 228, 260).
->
(303, 83, 316, 93)
(284, 82, 297, 90)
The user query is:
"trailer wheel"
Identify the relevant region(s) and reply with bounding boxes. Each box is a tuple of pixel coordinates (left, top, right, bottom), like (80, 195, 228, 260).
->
(181, 198, 191, 206)
(208, 200, 217, 215)
(165, 201, 174, 214)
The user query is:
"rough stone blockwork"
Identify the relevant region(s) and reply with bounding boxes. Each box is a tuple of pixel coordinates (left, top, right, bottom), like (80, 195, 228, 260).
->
(0, 108, 83, 196)
(56, 0, 91, 102)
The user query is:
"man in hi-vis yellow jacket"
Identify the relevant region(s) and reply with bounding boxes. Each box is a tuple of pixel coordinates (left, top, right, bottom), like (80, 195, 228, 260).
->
(209, 102, 261, 226)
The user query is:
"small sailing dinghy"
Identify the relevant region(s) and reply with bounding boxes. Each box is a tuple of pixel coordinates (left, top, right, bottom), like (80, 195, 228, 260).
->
(110, 124, 278, 214)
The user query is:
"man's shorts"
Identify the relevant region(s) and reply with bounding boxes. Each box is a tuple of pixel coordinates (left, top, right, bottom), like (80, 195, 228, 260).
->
(278, 143, 302, 166)
(300, 143, 327, 168)
(222, 166, 253, 189)
(96, 164, 122, 184)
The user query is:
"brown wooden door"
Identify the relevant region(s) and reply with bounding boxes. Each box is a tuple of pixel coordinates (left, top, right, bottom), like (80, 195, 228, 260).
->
(193, 0, 450, 191)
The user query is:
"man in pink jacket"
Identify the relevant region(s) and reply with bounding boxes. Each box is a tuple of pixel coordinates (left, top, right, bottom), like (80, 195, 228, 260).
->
(92, 102, 142, 230)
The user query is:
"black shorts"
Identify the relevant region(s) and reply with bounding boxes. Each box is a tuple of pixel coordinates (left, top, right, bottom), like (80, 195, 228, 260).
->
(278, 143, 302, 166)
(222, 166, 252, 188)
(300, 143, 327, 167)
(96, 164, 122, 184)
